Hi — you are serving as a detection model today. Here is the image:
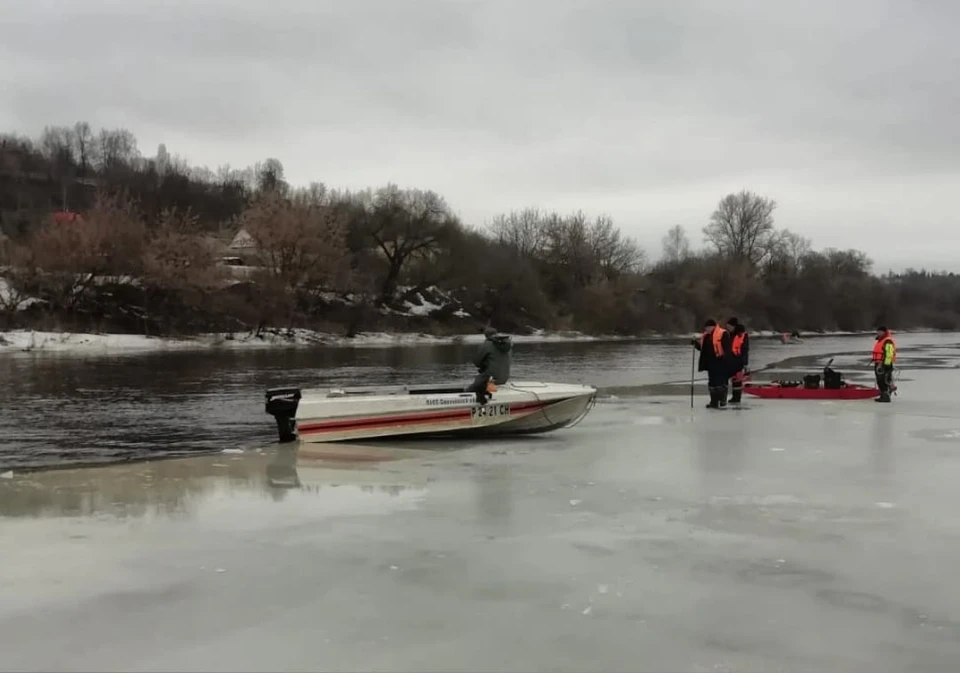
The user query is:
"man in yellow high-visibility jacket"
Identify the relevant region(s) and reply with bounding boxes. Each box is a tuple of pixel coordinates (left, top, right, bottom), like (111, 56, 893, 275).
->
(872, 326, 896, 403)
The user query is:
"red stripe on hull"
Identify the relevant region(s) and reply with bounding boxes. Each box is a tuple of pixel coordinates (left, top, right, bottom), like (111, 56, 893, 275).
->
(298, 400, 549, 435)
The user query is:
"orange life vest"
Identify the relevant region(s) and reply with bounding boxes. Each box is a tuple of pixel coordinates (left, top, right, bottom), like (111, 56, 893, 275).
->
(732, 333, 745, 356)
(872, 333, 896, 364)
(700, 326, 726, 357)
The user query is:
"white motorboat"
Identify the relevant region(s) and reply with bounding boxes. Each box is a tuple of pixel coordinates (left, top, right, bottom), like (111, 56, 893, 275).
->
(264, 380, 598, 444)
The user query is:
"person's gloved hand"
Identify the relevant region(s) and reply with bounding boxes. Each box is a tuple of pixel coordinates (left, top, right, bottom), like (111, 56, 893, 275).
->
(690, 338, 698, 347)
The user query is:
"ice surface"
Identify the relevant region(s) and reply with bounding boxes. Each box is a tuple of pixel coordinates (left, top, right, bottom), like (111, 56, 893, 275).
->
(2, 364, 960, 671)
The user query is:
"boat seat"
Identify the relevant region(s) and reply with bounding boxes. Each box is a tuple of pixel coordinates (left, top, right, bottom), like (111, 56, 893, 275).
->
(405, 384, 473, 395)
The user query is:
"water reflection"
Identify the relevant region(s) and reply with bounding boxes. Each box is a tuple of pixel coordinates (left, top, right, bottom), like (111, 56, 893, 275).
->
(476, 464, 513, 532)
(0, 446, 430, 520)
(693, 413, 749, 485)
(868, 410, 896, 503)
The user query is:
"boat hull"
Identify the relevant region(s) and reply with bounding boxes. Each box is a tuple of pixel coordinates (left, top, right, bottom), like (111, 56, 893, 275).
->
(266, 381, 597, 444)
(744, 384, 879, 400)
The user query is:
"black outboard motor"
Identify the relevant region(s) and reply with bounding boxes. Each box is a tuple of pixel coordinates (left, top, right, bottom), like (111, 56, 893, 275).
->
(822, 357, 844, 390)
(823, 366, 843, 389)
(265, 387, 302, 443)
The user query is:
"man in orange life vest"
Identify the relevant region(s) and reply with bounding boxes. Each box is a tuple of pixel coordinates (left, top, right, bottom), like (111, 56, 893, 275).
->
(692, 319, 733, 409)
(726, 317, 749, 405)
(872, 325, 897, 403)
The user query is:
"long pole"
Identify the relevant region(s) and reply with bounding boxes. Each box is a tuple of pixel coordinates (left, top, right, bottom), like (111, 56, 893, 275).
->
(690, 345, 696, 409)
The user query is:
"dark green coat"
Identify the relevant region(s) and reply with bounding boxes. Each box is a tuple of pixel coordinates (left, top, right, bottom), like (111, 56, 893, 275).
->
(473, 335, 512, 384)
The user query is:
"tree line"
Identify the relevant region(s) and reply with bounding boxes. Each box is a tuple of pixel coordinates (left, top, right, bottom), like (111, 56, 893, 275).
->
(1, 122, 958, 336)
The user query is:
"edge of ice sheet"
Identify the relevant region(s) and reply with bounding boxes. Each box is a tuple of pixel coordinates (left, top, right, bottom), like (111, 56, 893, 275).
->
(0, 327, 889, 355)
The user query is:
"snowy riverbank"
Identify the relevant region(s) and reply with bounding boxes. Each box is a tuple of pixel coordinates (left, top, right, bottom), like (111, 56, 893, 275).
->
(0, 328, 635, 354)
(0, 327, 882, 355)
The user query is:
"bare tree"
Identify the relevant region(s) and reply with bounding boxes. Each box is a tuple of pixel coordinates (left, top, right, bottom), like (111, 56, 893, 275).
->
(292, 181, 328, 207)
(155, 143, 170, 179)
(142, 209, 221, 294)
(703, 190, 777, 267)
(27, 191, 145, 309)
(96, 128, 139, 173)
(489, 208, 549, 260)
(72, 122, 95, 175)
(356, 184, 459, 302)
(764, 228, 811, 273)
(661, 224, 691, 263)
(38, 125, 78, 207)
(39, 126, 76, 168)
(588, 215, 645, 279)
(0, 241, 36, 319)
(821, 248, 873, 277)
(255, 158, 287, 194)
(241, 189, 347, 292)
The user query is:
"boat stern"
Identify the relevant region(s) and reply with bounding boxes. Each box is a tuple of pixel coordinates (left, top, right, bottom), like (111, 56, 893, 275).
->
(265, 386, 302, 443)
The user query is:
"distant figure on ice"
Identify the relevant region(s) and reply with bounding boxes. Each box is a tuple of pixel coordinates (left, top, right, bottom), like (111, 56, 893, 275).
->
(780, 330, 803, 344)
(872, 326, 897, 403)
(693, 319, 732, 409)
(468, 326, 513, 404)
(726, 317, 750, 405)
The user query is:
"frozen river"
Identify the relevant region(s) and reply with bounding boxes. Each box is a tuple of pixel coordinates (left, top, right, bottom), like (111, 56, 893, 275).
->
(1, 332, 959, 671)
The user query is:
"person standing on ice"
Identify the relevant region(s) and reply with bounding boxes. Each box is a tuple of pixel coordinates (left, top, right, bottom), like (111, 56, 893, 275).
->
(872, 325, 897, 403)
(726, 317, 750, 405)
(467, 326, 513, 404)
(692, 319, 732, 409)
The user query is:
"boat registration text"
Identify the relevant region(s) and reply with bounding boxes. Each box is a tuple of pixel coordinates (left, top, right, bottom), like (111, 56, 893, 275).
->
(425, 396, 475, 407)
(471, 403, 510, 419)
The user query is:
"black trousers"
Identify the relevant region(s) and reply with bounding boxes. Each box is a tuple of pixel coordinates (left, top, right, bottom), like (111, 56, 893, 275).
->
(875, 364, 893, 393)
(467, 373, 494, 401)
(730, 367, 745, 395)
(707, 368, 727, 388)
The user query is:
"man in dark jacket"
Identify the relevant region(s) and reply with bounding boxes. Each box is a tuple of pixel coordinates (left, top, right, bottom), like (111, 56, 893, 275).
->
(468, 326, 513, 403)
(692, 319, 732, 409)
(726, 317, 749, 405)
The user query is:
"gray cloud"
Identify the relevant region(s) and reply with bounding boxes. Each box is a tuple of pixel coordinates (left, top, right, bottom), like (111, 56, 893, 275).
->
(2, 0, 958, 270)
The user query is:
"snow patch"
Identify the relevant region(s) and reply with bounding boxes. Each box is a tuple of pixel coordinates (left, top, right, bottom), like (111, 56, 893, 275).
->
(403, 292, 443, 317)
(0, 278, 42, 312)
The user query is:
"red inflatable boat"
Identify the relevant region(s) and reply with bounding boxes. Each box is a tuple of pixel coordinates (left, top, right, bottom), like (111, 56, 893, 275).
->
(744, 383, 880, 400)
(744, 358, 885, 400)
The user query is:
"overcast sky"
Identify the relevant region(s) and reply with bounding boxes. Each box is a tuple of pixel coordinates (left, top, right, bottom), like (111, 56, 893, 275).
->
(2, 0, 958, 271)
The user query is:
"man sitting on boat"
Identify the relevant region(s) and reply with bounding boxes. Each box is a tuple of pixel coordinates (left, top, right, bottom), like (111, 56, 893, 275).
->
(468, 326, 513, 404)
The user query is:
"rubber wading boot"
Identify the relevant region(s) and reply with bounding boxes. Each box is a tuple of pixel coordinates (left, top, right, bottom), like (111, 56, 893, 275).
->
(730, 387, 742, 405)
(875, 391, 891, 403)
(718, 385, 728, 408)
(705, 387, 721, 409)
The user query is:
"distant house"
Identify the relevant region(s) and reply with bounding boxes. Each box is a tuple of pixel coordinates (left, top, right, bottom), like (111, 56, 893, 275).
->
(222, 227, 261, 269)
(229, 228, 257, 251)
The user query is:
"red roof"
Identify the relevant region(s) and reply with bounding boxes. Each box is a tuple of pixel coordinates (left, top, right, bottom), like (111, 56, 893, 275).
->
(52, 211, 83, 224)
